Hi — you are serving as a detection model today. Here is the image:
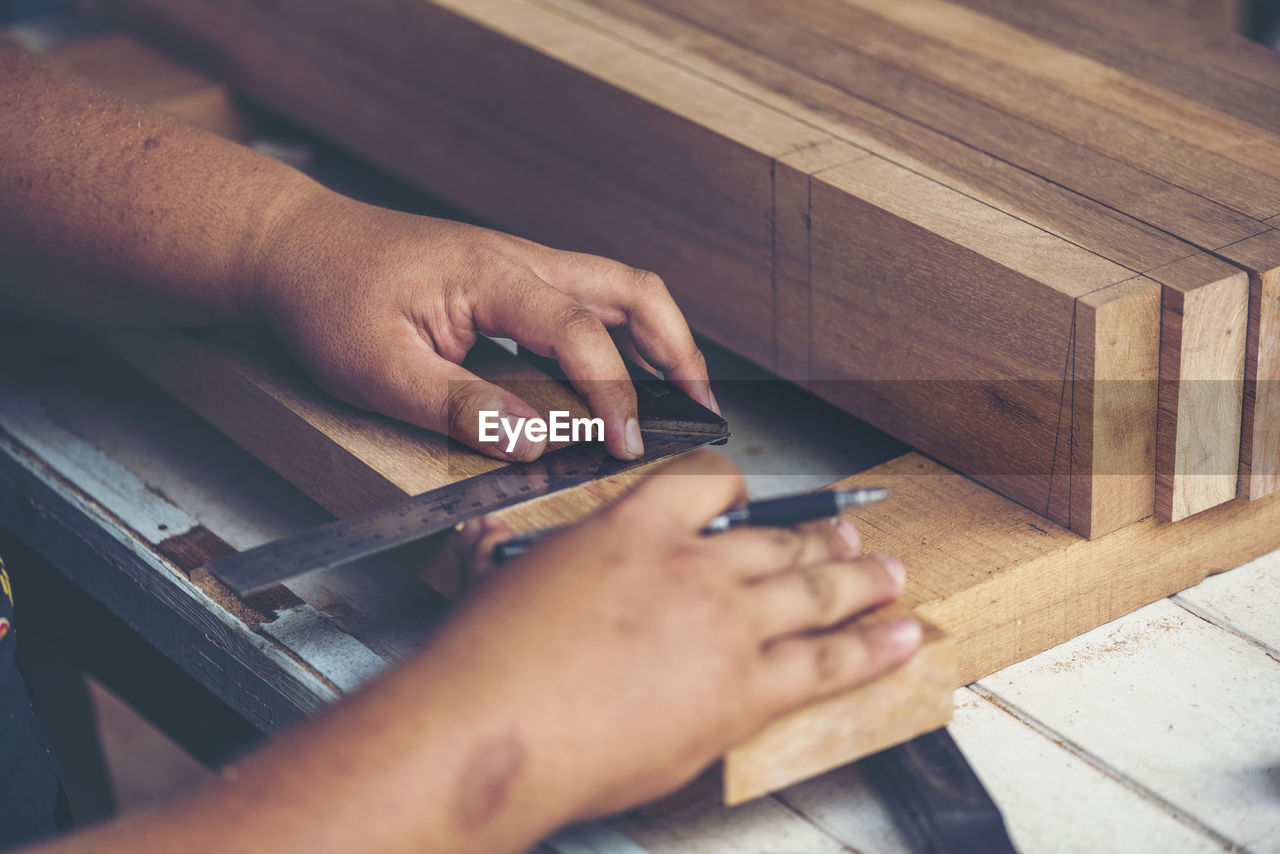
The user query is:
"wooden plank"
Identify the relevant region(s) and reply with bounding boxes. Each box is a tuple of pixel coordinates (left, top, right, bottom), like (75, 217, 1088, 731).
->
(98, 324, 1280, 798)
(952, 0, 1272, 127)
(1149, 256, 1249, 520)
(723, 611, 953, 805)
(788, 0, 1280, 214)
(836, 453, 1280, 687)
(805, 157, 1161, 535)
(1216, 230, 1280, 499)
(579, 0, 1203, 271)
(830, 0, 1279, 184)
(772, 140, 869, 380)
(589, 0, 1264, 516)
(1065, 279, 1161, 537)
(627, 0, 1265, 251)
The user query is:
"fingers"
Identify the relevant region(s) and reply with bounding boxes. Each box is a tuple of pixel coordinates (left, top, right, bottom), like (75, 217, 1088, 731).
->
(473, 270, 641, 460)
(341, 330, 549, 461)
(616, 449, 747, 531)
(758, 614, 923, 713)
(458, 515, 514, 580)
(748, 553, 904, 640)
(711, 518, 860, 580)
(535, 251, 718, 414)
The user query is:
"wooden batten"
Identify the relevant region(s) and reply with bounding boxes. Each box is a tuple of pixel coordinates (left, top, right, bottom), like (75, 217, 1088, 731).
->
(1148, 256, 1249, 521)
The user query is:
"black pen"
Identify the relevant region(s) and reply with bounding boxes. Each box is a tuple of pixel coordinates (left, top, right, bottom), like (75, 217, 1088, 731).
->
(491, 486, 892, 564)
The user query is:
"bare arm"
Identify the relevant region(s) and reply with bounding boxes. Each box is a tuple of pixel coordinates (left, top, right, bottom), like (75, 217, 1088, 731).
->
(0, 41, 717, 459)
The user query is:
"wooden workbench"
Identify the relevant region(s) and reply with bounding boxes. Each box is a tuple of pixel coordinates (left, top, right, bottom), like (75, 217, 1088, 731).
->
(1, 330, 1275, 853)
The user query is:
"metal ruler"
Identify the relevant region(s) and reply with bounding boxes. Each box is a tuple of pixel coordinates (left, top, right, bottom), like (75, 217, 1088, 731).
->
(207, 353, 728, 596)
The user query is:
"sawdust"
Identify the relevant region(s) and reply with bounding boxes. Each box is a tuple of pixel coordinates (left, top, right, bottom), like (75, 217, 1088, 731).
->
(1047, 612, 1186, 673)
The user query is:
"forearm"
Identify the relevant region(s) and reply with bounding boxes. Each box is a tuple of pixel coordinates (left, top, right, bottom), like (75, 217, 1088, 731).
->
(0, 41, 323, 326)
(29, 642, 576, 854)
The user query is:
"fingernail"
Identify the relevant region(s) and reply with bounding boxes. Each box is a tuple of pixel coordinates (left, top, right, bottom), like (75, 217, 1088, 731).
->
(456, 518, 484, 550)
(885, 617, 921, 649)
(707, 387, 722, 415)
(833, 519, 861, 554)
(875, 553, 906, 587)
(625, 416, 644, 459)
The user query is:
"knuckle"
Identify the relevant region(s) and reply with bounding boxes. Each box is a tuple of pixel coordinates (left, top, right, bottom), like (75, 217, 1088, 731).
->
(462, 241, 516, 275)
(798, 566, 841, 623)
(629, 267, 668, 296)
(557, 304, 606, 337)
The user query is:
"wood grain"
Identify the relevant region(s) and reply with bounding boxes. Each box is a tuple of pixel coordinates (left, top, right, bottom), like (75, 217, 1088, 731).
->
(1149, 257, 1249, 520)
(951, 0, 1271, 126)
(599, 0, 1269, 515)
(630, 0, 1273, 243)
(805, 156, 1161, 535)
(90, 0, 1171, 535)
(1216, 231, 1280, 500)
(772, 140, 868, 381)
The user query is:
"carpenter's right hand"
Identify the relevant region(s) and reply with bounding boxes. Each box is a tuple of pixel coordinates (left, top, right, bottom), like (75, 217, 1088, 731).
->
(450, 450, 921, 826)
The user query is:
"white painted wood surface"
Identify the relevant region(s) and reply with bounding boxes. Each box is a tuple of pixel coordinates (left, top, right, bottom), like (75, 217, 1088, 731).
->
(2, 336, 1276, 853)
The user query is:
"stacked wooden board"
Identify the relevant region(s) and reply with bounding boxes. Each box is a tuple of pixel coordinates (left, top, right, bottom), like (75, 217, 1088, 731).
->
(41, 2, 1280, 802)
(94, 0, 1280, 539)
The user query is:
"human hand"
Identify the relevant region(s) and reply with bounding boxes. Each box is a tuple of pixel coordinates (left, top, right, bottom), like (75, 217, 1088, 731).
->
(448, 451, 921, 826)
(253, 189, 716, 461)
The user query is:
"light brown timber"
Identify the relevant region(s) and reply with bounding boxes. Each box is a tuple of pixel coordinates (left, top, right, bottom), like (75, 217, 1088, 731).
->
(1148, 257, 1249, 520)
